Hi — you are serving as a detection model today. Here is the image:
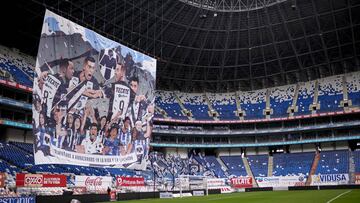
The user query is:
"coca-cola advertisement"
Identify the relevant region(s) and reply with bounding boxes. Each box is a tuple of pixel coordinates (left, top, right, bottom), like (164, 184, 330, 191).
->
(116, 176, 145, 187)
(75, 176, 112, 192)
(16, 173, 67, 187)
(230, 177, 253, 188)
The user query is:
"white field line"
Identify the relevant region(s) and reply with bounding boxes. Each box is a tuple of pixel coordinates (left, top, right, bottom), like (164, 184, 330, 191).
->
(326, 190, 352, 203)
(208, 196, 239, 201)
(208, 193, 256, 201)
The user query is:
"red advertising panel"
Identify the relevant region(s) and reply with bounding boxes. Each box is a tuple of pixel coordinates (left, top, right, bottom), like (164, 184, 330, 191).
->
(230, 177, 252, 188)
(16, 173, 67, 187)
(116, 176, 145, 187)
(0, 173, 6, 187)
(356, 173, 360, 185)
(0, 79, 32, 92)
(110, 191, 117, 201)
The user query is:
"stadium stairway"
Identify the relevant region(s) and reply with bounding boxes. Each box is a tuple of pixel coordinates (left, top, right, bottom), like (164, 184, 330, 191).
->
(267, 156, 273, 177)
(174, 91, 193, 120)
(341, 75, 352, 112)
(264, 89, 272, 119)
(310, 80, 320, 115)
(288, 84, 300, 117)
(155, 106, 169, 119)
(204, 93, 219, 121)
(234, 91, 244, 120)
(216, 157, 228, 171)
(305, 152, 320, 186)
(242, 157, 258, 188)
(349, 150, 356, 184)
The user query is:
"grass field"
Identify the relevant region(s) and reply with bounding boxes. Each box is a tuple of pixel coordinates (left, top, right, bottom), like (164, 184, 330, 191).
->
(105, 189, 360, 203)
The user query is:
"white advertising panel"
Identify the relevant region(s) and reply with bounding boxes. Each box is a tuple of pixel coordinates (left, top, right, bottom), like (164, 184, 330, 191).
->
(75, 176, 112, 192)
(311, 174, 349, 186)
(256, 176, 306, 187)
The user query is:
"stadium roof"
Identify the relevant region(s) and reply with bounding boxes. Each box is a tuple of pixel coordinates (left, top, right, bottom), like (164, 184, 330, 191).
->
(1, 0, 360, 92)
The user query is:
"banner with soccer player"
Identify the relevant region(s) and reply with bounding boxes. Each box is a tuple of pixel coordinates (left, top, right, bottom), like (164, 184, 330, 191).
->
(32, 10, 156, 170)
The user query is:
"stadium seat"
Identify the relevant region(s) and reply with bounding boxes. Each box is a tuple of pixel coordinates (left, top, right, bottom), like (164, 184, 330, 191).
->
(220, 156, 247, 177)
(272, 152, 314, 176)
(247, 155, 268, 177)
(315, 150, 349, 174)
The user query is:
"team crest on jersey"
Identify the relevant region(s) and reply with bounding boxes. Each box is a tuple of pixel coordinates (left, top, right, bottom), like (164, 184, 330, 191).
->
(74, 81, 93, 110)
(68, 77, 79, 90)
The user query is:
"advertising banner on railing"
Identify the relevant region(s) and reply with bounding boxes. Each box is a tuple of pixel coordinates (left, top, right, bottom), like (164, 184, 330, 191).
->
(0, 79, 33, 92)
(16, 173, 66, 187)
(230, 177, 253, 188)
(75, 176, 112, 191)
(256, 176, 306, 187)
(33, 10, 156, 170)
(73, 187, 87, 195)
(207, 178, 226, 188)
(355, 173, 360, 185)
(0, 119, 32, 129)
(0, 196, 36, 203)
(311, 174, 349, 185)
(116, 176, 145, 187)
(175, 177, 190, 190)
(0, 173, 5, 187)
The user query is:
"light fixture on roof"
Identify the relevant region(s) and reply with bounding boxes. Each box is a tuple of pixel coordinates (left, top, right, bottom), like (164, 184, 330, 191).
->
(199, 14, 207, 19)
(291, 0, 297, 10)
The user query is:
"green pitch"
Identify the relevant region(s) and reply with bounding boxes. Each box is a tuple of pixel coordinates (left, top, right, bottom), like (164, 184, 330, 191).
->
(105, 189, 360, 203)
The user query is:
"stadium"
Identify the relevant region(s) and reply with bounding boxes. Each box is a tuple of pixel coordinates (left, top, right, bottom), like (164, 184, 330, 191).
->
(0, 0, 360, 202)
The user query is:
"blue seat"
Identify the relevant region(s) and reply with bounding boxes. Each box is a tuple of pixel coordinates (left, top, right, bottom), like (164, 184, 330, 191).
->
(220, 156, 247, 177)
(272, 152, 314, 176)
(247, 155, 268, 177)
(270, 85, 295, 118)
(315, 150, 349, 174)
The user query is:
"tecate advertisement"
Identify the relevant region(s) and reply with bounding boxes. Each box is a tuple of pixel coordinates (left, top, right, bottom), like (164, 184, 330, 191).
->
(230, 177, 253, 188)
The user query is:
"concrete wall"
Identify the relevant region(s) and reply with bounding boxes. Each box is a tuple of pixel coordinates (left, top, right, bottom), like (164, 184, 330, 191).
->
(5, 128, 26, 142)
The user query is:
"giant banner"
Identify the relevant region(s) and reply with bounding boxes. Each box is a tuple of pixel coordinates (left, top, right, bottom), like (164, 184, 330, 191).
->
(311, 174, 349, 186)
(32, 10, 156, 170)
